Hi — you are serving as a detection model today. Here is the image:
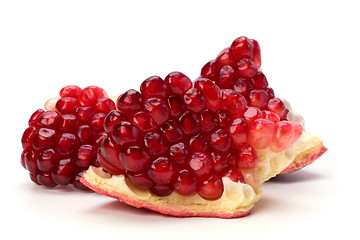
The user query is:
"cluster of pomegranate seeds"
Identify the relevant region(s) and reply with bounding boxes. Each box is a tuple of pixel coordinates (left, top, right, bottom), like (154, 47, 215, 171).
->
(21, 85, 115, 190)
(99, 71, 297, 201)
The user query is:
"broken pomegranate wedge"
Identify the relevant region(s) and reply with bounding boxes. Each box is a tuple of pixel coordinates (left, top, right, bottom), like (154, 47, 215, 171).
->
(200, 36, 327, 174)
(81, 67, 325, 218)
(21, 85, 116, 190)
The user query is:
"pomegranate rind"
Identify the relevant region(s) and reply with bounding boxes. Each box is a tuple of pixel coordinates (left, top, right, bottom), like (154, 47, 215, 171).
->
(81, 167, 260, 219)
(279, 138, 327, 174)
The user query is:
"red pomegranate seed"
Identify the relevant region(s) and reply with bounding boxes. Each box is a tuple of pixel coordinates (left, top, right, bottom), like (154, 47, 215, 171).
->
(24, 150, 39, 174)
(57, 133, 78, 155)
(140, 75, 169, 99)
(290, 122, 303, 145)
(189, 134, 209, 152)
(228, 118, 248, 147)
(194, 78, 221, 112)
(218, 65, 236, 89)
(37, 173, 56, 187)
(211, 151, 230, 175)
(28, 109, 45, 127)
(97, 150, 125, 175)
(266, 88, 275, 99)
(169, 142, 189, 165)
(119, 146, 151, 172)
(267, 98, 287, 119)
(103, 110, 127, 134)
(183, 88, 207, 113)
(200, 109, 218, 133)
(236, 58, 259, 80)
(150, 184, 173, 196)
(167, 95, 184, 118)
(143, 98, 169, 125)
(188, 152, 213, 178)
(112, 121, 141, 146)
(215, 110, 231, 128)
(90, 113, 106, 130)
(133, 111, 157, 132)
(159, 120, 184, 143)
(148, 157, 176, 184)
(77, 125, 94, 143)
(37, 111, 60, 128)
(252, 72, 268, 89)
(200, 60, 219, 81)
(37, 148, 57, 172)
(52, 158, 77, 185)
(250, 39, 261, 67)
(179, 111, 200, 135)
(225, 167, 245, 183)
(95, 97, 116, 113)
(100, 137, 126, 172)
(262, 110, 280, 124)
(237, 145, 259, 168)
(75, 106, 94, 123)
(76, 144, 96, 168)
(249, 90, 269, 109)
(59, 85, 82, 98)
(172, 169, 197, 196)
(230, 36, 254, 61)
(220, 89, 247, 115)
(56, 97, 80, 114)
(165, 71, 192, 95)
(79, 86, 107, 106)
(233, 78, 253, 97)
(143, 132, 169, 157)
(127, 172, 154, 190)
(248, 118, 275, 149)
(57, 114, 78, 131)
(210, 129, 231, 152)
(216, 47, 235, 67)
(117, 89, 144, 113)
(197, 175, 224, 200)
(21, 127, 37, 150)
(244, 107, 263, 124)
(33, 128, 56, 150)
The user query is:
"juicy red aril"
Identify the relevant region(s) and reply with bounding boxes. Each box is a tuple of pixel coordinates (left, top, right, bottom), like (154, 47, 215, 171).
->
(218, 65, 236, 89)
(216, 47, 235, 67)
(233, 78, 253, 97)
(100, 137, 126, 172)
(60, 85, 82, 98)
(200, 109, 218, 133)
(249, 90, 269, 109)
(148, 157, 176, 185)
(248, 118, 275, 149)
(188, 152, 213, 178)
(117, 89, 144, 113)
(228, 118, 248, 147)
(220, 89, 247, 115)
(112, 121, 141, 146)
(179, 111, 200, 135)
(127, 172, 154, 190)
(173, 169, 197, 196)
(169, 142, 189, 165)
(194, 78, 221, 112)
(200, 60, 219, 81)
(252, 72, 268, 89)
(262, 110, 280, 124)
(250, 39, 261, 67)
(237, 145, 259, 169)
(230, 36, 254, 61)
(56, 97, 80, 114)
(189, 134, 209, 152)
(167, 95, 184, 117)
(133, 111, 157, 132)
(79, 86, 107, 106)
(143, 97, 169, 125)
(197, 175, 224, 201)
(103, 110, 127, 134)
(140, 76, 169, 99)
(236, 58, 259, 80)
(21, 85, 115, 189)
(120, 146, 151, 172)
(225, 168, 244, 183)
(165, 71, 192, 95)
(183, 88, 206, 113)
(267, 98, 287, 119)
(160, 120, 183, 143)
(210, 129, 231, 152)
(211, 152, 230, 175)
(144, 132, 169, 157)
(244, 107, 263, 124)
(150, 184, 173, 196)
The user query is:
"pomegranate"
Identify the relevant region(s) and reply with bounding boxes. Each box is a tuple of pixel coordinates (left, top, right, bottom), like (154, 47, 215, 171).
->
(21, 85, 115, 190)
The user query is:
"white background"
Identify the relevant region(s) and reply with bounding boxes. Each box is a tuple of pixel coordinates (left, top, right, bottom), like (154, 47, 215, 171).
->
(1, 0, 359, 239)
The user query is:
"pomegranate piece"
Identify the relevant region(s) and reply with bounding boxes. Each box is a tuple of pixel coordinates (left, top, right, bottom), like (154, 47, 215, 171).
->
(21, 85, 115, 189)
